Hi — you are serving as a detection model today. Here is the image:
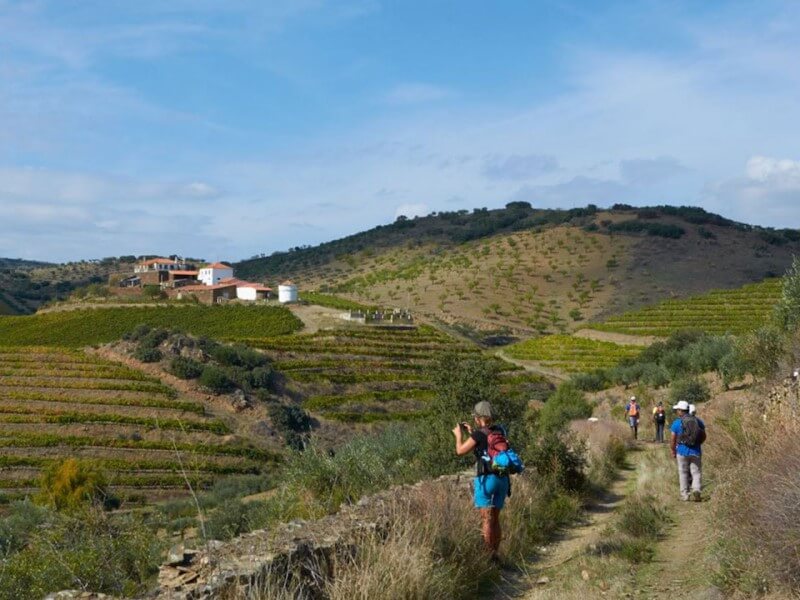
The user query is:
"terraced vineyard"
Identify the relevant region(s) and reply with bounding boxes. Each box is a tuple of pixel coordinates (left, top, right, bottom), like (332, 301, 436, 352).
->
(244, 326, 547, 423)
(505, 334, 642, 373)
(588, 278, 782, 336)
(0, 347, 276, 503)
(0, 305, 302, 347)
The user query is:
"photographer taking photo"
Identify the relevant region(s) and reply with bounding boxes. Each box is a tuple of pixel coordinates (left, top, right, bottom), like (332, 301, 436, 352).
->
(452, 401, 509, 561)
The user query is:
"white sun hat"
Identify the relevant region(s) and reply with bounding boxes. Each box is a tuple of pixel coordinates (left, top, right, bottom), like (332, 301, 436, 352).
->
(688, 404, 697, 415)
(672, 400, 690, 411)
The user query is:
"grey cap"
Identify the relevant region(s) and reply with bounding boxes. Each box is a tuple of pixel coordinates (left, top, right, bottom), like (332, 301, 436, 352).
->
(473, 401, 493, 418)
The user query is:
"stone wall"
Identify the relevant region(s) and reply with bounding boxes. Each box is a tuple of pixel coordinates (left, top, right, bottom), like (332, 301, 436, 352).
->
(153, 472, 472, 599)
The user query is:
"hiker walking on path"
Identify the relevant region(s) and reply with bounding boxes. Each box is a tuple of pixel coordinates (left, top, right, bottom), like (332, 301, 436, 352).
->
(670, 400, 707, 502)
(653, 401, 667, 443)
(625, 396, 641, 440)
(452, 401, 513, 560)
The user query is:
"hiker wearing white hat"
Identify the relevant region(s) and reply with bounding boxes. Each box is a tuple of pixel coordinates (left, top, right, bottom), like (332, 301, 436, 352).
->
(670, 400, 706, 502)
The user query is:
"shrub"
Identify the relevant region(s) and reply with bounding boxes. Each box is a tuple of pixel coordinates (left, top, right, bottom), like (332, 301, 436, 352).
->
(142, 284, 166, 299)
(123, 323, 151, 342)
(138, 328, 169, 349)
(168, 356, 204, 379)
(268, 403, 313, 450)
(718, 351, 748, 389)
(285, 425, 421, 514)
(776, 255, 800, 332)
(617, 494, 667, 538)
(669, 378, 710, 406)
(537, 383, 592, 434)
(250, 365, 275, 390)
(640, 363, 671, 387)
(0, 508, 162, 599)
(199, 365, 236, 394)
(525, 432, 587, 493)
(571, 370, 609, 392)
(132, 346, 162, 363)
(205, 499, 251, 541)
(737, 325, 785, 380)
(36, 458, 111, 512)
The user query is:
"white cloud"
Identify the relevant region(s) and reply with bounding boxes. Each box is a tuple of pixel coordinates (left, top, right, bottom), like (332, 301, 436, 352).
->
(394, 203, 429, 219)
(704, 156, 800, 226)
(744, 156, 800, 186)
(384, 83, 454, 105)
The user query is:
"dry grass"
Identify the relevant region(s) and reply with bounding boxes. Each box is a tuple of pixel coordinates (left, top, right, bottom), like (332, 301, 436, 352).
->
(237, 472, 580, 599)
(711, 399, 800, 595)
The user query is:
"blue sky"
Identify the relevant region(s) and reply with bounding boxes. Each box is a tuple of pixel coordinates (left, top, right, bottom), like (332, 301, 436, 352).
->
(2, 0, 800, 262)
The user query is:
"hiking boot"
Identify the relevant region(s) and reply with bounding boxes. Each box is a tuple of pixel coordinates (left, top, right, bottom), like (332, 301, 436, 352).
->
(691, 490, 702, 503)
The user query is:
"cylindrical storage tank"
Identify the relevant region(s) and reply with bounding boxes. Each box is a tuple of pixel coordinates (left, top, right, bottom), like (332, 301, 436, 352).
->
(278, 281, 298, 303)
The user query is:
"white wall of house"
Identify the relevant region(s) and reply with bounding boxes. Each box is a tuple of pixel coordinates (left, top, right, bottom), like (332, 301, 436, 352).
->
(236, 286, 257, 301)
(199, 266, 234, 286)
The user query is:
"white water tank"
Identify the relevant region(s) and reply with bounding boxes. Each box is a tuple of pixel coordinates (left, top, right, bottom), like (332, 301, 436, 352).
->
(278, 281, 298, 303)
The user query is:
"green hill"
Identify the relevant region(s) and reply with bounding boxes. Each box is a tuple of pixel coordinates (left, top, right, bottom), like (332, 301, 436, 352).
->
(587, 278, 782, 336)
(234, 204, 800, 335)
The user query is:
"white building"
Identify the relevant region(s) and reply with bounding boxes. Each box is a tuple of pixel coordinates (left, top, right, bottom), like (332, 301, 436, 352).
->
(134, 257, 189, 273)
(198, 262, 234, 286)
(235, 282, 272, 301)
(278, 281, 298, 303)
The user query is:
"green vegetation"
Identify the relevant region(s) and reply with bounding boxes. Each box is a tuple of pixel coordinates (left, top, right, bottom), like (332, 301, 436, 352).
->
(590, 279, 782, 336)
(0, 305, 302, 347)
(0, 503, 162, 599)
(506, 334, 642, 372)
(300, 291, 374, 311)
(0, 347, 273, 503)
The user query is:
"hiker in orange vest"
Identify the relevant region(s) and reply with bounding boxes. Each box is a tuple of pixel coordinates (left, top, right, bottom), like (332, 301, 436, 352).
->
(652, 401, 667, 443)
(625, 395, 641, 440)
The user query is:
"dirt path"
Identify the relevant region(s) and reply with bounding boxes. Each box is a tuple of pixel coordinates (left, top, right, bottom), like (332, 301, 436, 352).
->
(494, 350, 568, 382)
(634, 497, 720, 599)
(494, 446, 647, 599)
(573, 328, 663, 346)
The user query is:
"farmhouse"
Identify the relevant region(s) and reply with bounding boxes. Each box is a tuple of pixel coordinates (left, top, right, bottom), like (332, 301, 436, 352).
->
(118, 256, 283, 304)
(199, 262, 234, 286)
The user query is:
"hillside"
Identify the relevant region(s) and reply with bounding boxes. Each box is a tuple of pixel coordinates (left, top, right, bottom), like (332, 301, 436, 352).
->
(0, 346, 276, 504)
(235, 204, 800, 335)
(0, 257, 133, 314)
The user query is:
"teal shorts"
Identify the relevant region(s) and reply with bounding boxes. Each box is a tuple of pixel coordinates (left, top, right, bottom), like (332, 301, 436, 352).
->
(473, 474, 509, 509)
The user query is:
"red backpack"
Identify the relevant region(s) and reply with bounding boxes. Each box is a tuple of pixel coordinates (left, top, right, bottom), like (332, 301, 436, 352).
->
(484, 427, 510, 459)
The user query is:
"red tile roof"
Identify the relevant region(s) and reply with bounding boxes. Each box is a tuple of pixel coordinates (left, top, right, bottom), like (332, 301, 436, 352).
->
(177, 283, 237, 292)
(170, 270, 198, 276)
(280, 280, 295, 286)
(141, 257, 180, 265)
(203, 262, 233, 270)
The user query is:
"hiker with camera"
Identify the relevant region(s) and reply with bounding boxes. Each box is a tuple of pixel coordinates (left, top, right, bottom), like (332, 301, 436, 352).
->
(670, 400, 706, 502)
(452, 401, 523, 561)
